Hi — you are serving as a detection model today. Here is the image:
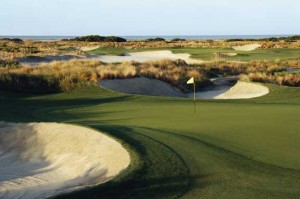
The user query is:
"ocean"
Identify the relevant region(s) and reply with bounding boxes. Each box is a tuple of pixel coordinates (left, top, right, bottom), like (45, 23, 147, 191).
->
(0, 35, 294, 41)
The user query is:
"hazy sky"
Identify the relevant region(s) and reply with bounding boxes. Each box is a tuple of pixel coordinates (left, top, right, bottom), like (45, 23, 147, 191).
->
(1, 0, 300, 36)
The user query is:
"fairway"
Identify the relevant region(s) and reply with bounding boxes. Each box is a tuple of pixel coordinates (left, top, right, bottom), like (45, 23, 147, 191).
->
(88, 47, 300, 62)
(1, 85, 299, 199)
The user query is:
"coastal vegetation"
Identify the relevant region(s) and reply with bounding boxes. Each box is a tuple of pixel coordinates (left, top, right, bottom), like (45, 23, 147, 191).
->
(1, 56, 299, 94)
(0, 59, 20, 68)
(0, 59, 210, 93)
(145, 37, 166, 42)
(2, 35, 300, 60)
(65, 35, 127, 42)
(225, 35, 300, 42)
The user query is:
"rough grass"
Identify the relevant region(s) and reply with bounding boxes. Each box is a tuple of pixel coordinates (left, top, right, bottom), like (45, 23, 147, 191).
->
(0, 59, 210, 93)
(0, 84, 299, 199)
(246, 72, 300, 87)
(1, 57, 298, 93)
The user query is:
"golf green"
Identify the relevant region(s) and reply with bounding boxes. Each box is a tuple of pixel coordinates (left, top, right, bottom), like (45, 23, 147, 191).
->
(0, 84, 299, 199)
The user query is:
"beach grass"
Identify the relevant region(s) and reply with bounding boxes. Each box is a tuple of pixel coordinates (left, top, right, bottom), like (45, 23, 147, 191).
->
(0, 84, 299, 199)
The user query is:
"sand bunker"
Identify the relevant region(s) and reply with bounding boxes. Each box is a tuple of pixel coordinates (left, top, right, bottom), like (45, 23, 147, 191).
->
(100, 77, 185, 97)
(100, 77, 269, 99)
(19, 50, 203, 66)
(80, 46, 100, 52)
(97, 50, 204, 64)
(214, 81, 269, 99)
(0, 122, 130, 199)
(232, 44, 261, 51)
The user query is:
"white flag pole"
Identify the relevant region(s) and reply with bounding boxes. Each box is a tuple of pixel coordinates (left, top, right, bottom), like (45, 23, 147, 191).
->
(187, 77, 196, 113)
(193, 81, 196, 113)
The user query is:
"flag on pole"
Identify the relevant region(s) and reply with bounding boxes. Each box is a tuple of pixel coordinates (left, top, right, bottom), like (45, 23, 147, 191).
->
(187, 77, 194, 84)
(187, 77, 196, 112)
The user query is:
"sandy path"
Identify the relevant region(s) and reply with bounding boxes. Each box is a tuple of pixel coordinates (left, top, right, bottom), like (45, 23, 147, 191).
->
(100, 77, 269, 99)
(0, 122, 130, 199)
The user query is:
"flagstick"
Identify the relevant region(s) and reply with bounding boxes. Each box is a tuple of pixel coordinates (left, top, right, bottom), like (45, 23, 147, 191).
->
(193, 82, 196, 113)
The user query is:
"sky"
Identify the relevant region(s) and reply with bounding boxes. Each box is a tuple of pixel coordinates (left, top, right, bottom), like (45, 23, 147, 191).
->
(1, 0, 300, 36)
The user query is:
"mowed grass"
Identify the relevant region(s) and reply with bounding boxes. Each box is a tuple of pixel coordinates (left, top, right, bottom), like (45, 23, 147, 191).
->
(0, 85, 300, 199)
(88, 47, 300, 62)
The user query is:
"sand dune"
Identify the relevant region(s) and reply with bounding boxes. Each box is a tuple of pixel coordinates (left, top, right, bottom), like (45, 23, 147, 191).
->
(0, 122, 130, 199)
(100, 77, 269, 99)
(232, 44, 261, 51)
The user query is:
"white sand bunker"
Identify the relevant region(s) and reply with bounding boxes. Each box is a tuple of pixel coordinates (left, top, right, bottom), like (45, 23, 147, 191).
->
(0, 122, 130, 199)
(80, 46, 100, 52)
(100, 77, 185, 97)
(232, 44, 261, 51)
(100, 77, 269, 99)
(215, 81, 269, 99)
(97, 50, 204, 64)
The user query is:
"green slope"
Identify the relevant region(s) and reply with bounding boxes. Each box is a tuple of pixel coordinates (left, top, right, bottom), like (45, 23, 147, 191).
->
(0, 85, 299, 199)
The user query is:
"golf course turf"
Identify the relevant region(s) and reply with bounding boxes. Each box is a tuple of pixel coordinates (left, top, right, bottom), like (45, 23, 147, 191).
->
(0, 84, 299, 199)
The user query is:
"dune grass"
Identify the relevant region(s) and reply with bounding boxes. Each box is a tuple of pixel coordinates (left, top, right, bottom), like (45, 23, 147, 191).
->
(0, 59, 210, 93)
(88, 47, 300, 62)
(0, 84, 299, 199)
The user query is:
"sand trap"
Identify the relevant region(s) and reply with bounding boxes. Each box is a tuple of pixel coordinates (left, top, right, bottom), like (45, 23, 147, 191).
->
(19, 50, 203, 66)
(0, 122, 130, 199)
(215, 81, 269, 99)
(100, 77, 269, 99)
(100, 77, 185, 97)
(232, 44, 261, 51)
(80, 46, 100, 52)
(97, 50, 204, 64)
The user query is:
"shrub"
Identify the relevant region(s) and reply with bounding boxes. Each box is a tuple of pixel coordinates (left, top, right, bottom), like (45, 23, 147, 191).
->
(171, 38, 186, 42)
(0, 60, 20, 68)
(68, 35, 127, 42)
(146, 38, 166, 42)
(0, 38, 23, 43)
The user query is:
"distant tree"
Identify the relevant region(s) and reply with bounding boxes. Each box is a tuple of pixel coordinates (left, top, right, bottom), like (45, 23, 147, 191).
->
(67, 35, 127, 42)
(0, 38, 23, 43)
(146, 37, 166, 42)
(171, 38, 186, 42)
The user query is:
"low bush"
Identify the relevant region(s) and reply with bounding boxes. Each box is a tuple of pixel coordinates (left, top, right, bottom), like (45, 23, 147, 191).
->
(146, 38, 166, 42)
(0, 60, 20, 68)
(246, 72, 300, 87)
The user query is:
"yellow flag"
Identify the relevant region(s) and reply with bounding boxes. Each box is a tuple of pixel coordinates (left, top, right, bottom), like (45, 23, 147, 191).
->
(187, 77, 194, 84)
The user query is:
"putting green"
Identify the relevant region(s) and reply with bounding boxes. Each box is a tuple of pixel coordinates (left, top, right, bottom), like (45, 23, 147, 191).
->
(0, 84, 299, 199)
